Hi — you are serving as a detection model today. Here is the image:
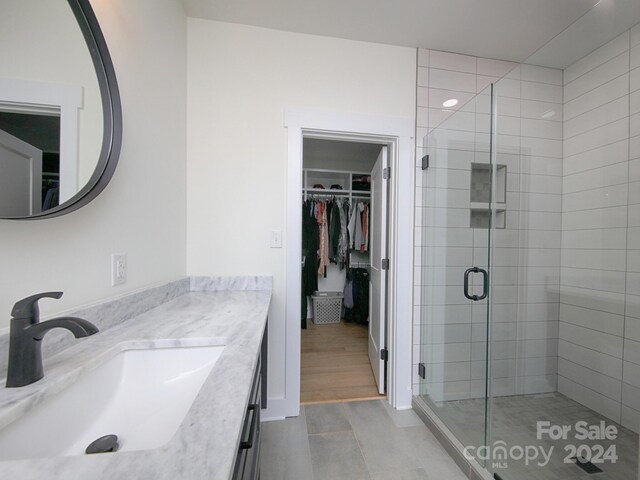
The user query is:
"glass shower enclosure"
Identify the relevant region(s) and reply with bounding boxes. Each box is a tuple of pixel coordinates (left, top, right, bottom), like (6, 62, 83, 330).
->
(414, 3, 640, 479)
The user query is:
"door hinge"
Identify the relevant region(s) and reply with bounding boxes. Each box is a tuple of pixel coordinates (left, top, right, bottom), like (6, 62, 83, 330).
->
(421, 154, 429, 170)
(418, 363, 426, 379)
(380, 348, 388, 361)
(381, 258, 390, 270)
(383, 167, 390, 180)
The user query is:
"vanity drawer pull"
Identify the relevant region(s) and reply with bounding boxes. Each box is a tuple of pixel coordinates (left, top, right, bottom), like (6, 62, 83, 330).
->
(240, 403, 259, 450)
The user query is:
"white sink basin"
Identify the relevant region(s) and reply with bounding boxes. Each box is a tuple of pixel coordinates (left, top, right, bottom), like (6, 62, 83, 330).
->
(0, 344, 225, 461)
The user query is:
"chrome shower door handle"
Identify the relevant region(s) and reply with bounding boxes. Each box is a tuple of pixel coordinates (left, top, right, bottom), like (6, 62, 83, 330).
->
(464, 267, 489, 301)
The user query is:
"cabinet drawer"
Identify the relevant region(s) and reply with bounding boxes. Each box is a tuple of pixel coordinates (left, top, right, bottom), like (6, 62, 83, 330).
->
(232, 354, 262, 480)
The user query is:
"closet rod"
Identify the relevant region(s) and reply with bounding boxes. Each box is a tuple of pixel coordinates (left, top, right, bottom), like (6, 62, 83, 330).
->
(302, 193, 351, 201)
(304, 188, 350, 194)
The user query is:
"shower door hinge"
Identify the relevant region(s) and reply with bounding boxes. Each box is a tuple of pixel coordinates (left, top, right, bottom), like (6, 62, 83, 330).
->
(418, 363, 426, 379)
(380, 348, 388, 361)
(383, 167, 390, 180)
(421, 155, 429, 170)
(381, 258, 390, 270)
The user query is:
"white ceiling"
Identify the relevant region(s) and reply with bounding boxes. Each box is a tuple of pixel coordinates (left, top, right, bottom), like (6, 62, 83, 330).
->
(183, 0, 600, 63)
(526, 0, 640, 68)
(303, 139, 382, 172)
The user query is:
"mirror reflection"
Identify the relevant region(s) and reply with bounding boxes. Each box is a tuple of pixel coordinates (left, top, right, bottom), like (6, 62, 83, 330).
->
(0, 0, 103, 216)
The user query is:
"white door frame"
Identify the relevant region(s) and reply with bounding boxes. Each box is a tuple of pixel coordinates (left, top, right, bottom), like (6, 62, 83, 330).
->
(271, 108, 414, 419)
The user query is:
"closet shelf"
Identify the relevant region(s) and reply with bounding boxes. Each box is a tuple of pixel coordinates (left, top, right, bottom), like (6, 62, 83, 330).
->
(303, 168, 371, 203)
(303, 188, 370, 196)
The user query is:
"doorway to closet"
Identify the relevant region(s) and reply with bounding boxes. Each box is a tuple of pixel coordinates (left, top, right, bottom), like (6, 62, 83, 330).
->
(300, 138, 389, 404)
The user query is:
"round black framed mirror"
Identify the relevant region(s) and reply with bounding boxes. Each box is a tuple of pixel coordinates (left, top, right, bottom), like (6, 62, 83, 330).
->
(0, 0, 122, 219)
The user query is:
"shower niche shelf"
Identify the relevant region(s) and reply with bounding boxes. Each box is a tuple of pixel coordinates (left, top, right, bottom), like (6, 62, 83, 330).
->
(469, 163, 507, 229)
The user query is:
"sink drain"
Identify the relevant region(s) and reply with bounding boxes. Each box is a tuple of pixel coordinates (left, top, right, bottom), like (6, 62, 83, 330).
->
(86, 434, 119, 454)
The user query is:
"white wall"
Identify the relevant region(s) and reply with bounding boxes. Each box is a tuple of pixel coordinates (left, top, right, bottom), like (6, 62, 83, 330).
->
(186, 19, 416, 401)
(0, 0, 187, 329)
(559, 25, 640, 433)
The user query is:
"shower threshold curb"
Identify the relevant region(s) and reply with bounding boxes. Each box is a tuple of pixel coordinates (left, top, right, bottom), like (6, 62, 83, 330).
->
(412, 396, 493, 480)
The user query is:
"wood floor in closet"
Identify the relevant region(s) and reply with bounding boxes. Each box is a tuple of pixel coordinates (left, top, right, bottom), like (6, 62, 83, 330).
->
(301, 321, 385, 404)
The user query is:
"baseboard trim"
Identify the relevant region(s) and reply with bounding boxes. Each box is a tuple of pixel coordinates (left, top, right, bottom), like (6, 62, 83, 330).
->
(262, 397, 296, 421)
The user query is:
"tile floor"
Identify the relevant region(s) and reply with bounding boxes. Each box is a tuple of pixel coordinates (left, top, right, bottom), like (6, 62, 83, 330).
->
(260, 400, 467, 480)
(422, 392, 639, 480)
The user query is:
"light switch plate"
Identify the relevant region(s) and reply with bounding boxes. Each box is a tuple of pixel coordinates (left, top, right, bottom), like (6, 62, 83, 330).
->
(111, 253, 127, 286)
(270, 230, 282, 248)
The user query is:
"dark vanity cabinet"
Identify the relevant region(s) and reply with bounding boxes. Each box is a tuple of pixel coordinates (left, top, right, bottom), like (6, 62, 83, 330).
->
(232, 322, 267, 480)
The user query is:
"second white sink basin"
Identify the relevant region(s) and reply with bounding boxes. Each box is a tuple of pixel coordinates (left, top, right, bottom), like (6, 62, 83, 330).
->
(0, 344, 225, 461)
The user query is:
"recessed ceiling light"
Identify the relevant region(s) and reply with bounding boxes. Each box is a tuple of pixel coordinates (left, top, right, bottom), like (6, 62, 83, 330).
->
(442, 98, 458, 108)
(541, 110, 556, 119)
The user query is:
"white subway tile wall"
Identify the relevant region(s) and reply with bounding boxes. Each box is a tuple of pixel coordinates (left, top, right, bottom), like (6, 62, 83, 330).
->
(558, 26, 639, 433)
(415, 26, 640, 435)
(414, 49, 563, 401)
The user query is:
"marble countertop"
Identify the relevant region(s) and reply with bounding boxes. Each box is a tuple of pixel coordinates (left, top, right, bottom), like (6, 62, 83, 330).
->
(0, 289, 271, 480)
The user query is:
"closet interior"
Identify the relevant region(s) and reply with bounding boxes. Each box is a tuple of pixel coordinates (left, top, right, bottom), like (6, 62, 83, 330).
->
(300, 137, 386, 404)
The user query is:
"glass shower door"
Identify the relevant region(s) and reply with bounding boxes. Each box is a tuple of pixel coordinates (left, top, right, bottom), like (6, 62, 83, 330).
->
(418, 83, 496, 462)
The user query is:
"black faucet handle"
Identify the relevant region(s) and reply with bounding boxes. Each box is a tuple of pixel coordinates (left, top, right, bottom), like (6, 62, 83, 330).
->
(11, 292, 64, 320)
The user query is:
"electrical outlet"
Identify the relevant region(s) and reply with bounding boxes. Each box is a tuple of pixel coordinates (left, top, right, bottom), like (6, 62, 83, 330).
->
(111, 253, 127, 286)
(270, 230, 282, 248)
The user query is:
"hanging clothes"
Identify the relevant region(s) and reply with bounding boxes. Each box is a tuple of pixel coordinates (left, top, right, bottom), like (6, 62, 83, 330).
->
(347, 200, 370, 253)
(304, 197, 352, 273)
(343, 274, 354, 309)
(41, 179, 60, 210)
(360, 203, 369, 253)
(347, 204, 357, 248)
(301, 192, 367, 329)
(317, 201, 330, 275)
(328, 199, 350, 268)
(301, 199, 319, 329)
(352, 268, 370, 324)
(349, 202, 363, 251)
(337, 201, 349, 269)
(329, 201, 340, 262)
(343, 267, 369, 325)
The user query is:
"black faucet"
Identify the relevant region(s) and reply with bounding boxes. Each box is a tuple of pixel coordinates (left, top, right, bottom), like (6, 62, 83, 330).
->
(5, 292, 99, 388)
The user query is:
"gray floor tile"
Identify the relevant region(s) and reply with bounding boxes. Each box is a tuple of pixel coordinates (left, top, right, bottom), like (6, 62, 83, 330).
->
(399, 425, 452, 461)
(369, 467, 430, 479)
(260, 399, 471, 480)
(308, 431, 369, 480)
(305, 403, 352, 434)
(260, 411, 314, 480)
(400, 426, 467, 479)
(382, 402, 425, 429)
(356, 429, 419, 473)
(420, 455, 469, 479)
(344, 400, 397, 435)
(345, 401, 425, 473)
